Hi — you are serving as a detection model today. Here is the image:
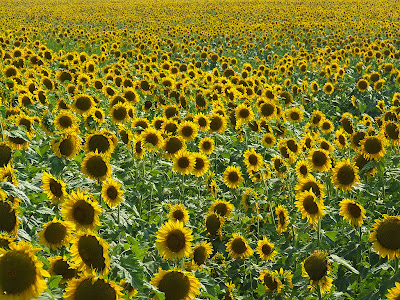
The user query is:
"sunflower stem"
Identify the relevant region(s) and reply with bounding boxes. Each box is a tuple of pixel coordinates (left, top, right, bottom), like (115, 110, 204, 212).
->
(317, 218, 321, 249)
(395, 257, 399, 274)
(317, 285, 323, 300)
(117, 204, 120, 227)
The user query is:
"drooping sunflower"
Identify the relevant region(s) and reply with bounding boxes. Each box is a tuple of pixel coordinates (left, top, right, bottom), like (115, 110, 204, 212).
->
(335, 129, 348, 150)
(6, 134, 30, 151)
(302, 251, 333, 294)
(384, 282, 400, 300)
(209, 199, 234, 218)
(192, 241, 213, 267)
(48, 256, 78, 284)
(140, 127, 164, 152)
(259, 269, 283, 293)
(191, 152, 210, 177)
(205, 212, 224, 238)
(271, 156, 288, 178)
(369, 215, 400, 259)
(339, 199, 366, 227)
(243, 148, 263, 172)
(151, 268, 201, 300)
(61, 190, 102, 231)
(173, 150, 195, 175)
(101, 177, 124, 208)
(0, 241, 49, 300)
(156, 220, 193, 260)
(382, 121, 400, 145)
(256, 237, 276, 261)
(209, 114, 227, 134)
(163, 136, 186, 159)
(310, 110, 324, 128)
(38, 218, 74, 250)
(331, 159, 360, 191)
(177, 121, 198, 142)
(360, 134, 386, 160)
(223, 165, 244, 189)
(42, 171, 67, 204)
(0, 199, 19, 235)
(308, 149, 331, 172)
(81, 151, 112, 182)
(64, 275, 123, 300)
(70, 231, 110, 275)
(295, 190, 325, 225)
(198, 137, 215, 155)
(226, 233, 253, 259)
(276, 205, 289, 234)
(133, 138, 146, 159)
(85, 131, 115, 156)
(52, 133, 81, 159)
(169, 203, 190, 224)
(0, 142, 12, 169)
(54, 111, 80, 132)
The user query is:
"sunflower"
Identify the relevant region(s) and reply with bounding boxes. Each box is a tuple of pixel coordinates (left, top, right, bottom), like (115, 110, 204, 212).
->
(383, 121, 400, 145)
(385, 282, 400, 300)
(102, 177, 124, 208)
(0, 143, 12, 169)
(339, 199, 366, 227)
(223, 165, 244, 189)
(173, 150, 195, 175)
(350, 130, 367, 150)
(198, 137, 215, 155)
(70, 231, 110, 275)
(54, 111, 80, 132)
(133, 138, 146, 159)
(72, 94, 95, 116)
(64, 275, 123, 300)
(276, 205, 289, 234)
(6, 134, 30, 151)
(177, 121, 198, 142)
(0, 233, 14, 249)
(331, 159, 360, 191)
(52, 133, 81, 159)
(271, 156, 288, 178)
(256, 237, 276, 261)
(258, 101, 277, 121)
(360, 134, 386, 160)
(110, 103, 130, 124)
(81, 151, 111, 182)
(243, 148, 263, 172)
(163, 136, 186, 159)
(356, 78, 369, 92)
(0, 163, 17, 185)
(259, 269, 283, 293)
(295, 190, 325, 225)
(209, 199, 234, 218)
(0, 241, 49, 300)
(369, 215, 400, 259)
(192, 241, 213, 267)
(169, 204, 189, 224)
(309, 149, 331, 172)
(38, 218, 74, 250)
(335, 129, 348, 149)
(320, 119, 334, 133)
(85, 131, 114, 156)
(302, 251, 333, 294)
(205, 212, 223, 238)
(156, 220, 193, 260)
(42, 171, 67, 204)
(310, 110, 324, 128)
(262, 133, 275, 148)
(61, 190, 102, 231)
(285, 107, 304, 123)
(226, 233, 253, 259)
(296, 175, 325, 200)
(192, 152, 210, 177)
(235, 103, 254, 125)
(151, 268, 201, 300)
(0, 200, 19, 235)
(140, 127, 164, 152)
(223, 282, 235, 300)
(209, 114, 227, 133)
(48, 256, 78, 284)
(295, 160, 311, 178)
(322, 82, 334, 95)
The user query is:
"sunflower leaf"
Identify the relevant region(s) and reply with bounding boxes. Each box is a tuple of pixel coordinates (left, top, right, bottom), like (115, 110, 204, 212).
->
(0, 181, 30, 204)
(331, 254, 359, 274)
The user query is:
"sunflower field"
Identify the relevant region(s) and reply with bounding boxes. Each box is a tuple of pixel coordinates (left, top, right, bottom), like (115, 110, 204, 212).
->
(1, 0, 400, 299)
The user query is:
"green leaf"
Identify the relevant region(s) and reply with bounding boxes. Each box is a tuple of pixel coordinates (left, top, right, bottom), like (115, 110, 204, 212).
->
(331, 254, 359, 274)
(48, 275, 62, 288)
(325, 231, 337, 242)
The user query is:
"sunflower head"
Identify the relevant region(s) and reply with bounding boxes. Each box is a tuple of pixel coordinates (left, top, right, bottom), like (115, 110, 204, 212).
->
(331, 159, 360, 191)
(192, 152, 210, 177)
(226, 233, 253, 259)
(168, 204, 189, 224)
(151, 268, 201, 300)
(192, 241, 213, 267)
(52, 133, 81, 159)
(173, 150, 195, 175)
(81, 151, 112, 182)
(275, 205, 289, 234)
(42, 172, 67, 204)
(205, 212, 223, 238)
(256, 237, 276, 261)
(48, 256, 78, 284)
(302, 250, 332, 294)
(38, 218, 74, 250)
(156, 220, 193, 260)
(259, 269, 283, 293)
(102, 177, 124, 208)
(223, 165, 244, 189)
(198, 137, 215, 155)
(339, 199, 366, 227)
(369, 215, 400, 259)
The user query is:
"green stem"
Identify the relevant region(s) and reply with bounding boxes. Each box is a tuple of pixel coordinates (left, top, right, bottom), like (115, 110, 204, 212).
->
(317, 218, 321, 249)
(117, 204, 120, 227)
(317, 285, 323, 300)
